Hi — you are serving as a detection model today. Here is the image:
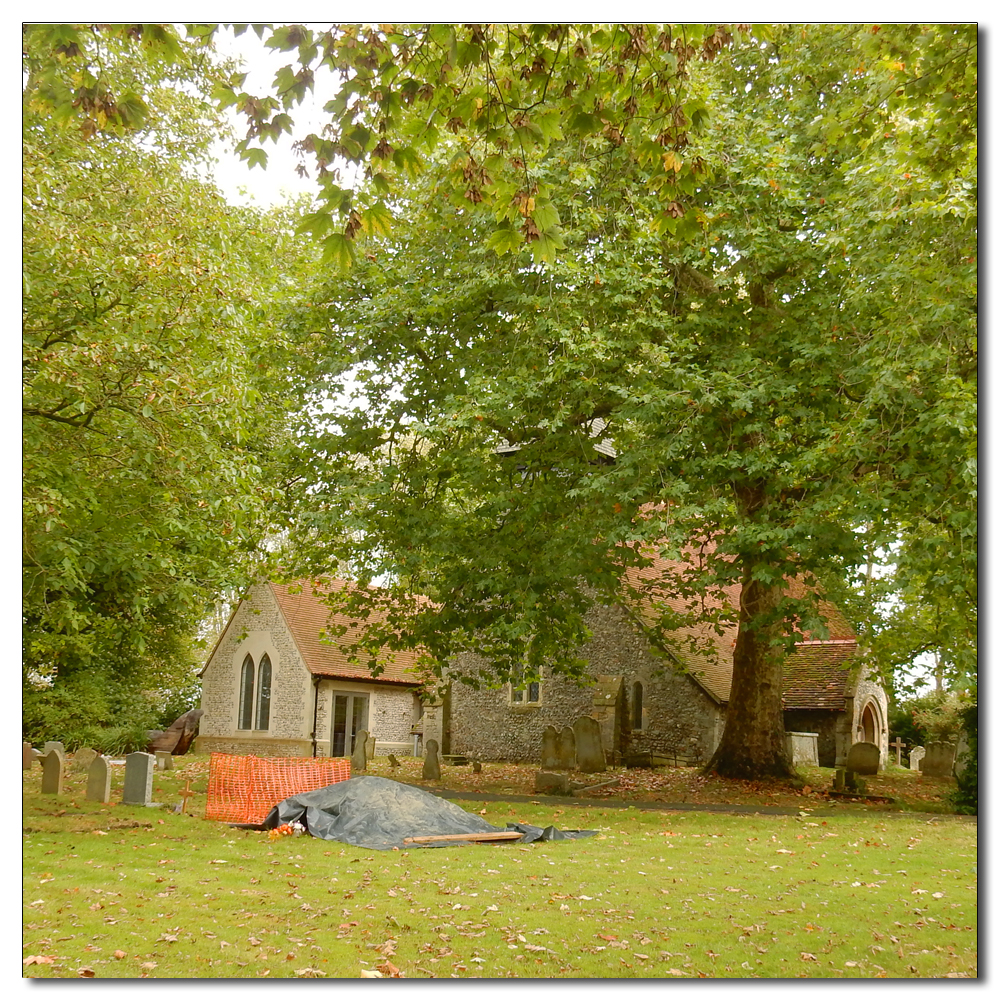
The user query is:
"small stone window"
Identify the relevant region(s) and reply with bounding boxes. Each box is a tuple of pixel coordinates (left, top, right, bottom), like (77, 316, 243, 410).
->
(510, 668, 541, 706)
(238, 654, 255, 730)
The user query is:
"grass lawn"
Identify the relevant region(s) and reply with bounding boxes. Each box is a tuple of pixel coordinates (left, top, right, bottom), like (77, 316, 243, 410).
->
(23, 754, 976, 979)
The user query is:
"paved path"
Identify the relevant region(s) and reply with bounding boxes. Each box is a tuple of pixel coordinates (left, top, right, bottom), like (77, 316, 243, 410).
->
(418, 785, 976, 821)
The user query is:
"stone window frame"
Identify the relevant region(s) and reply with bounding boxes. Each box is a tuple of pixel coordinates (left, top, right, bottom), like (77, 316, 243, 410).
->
(509, 665, 542, 708)
(233, 635, 278, 733)
(631, 680, 644, 731)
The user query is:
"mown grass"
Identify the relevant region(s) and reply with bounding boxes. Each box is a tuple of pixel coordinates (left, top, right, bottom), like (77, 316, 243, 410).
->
(23, 757, 976, 979)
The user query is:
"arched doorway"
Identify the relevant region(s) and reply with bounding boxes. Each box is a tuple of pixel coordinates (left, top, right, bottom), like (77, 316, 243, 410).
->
(860, 703, 878, 743)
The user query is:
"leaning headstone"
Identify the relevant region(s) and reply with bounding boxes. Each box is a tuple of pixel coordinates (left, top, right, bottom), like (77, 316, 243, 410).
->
(22, 742, 35, 770)
(422, 738, 441, 781)
(122, 752, 156, 806)
(534, 771, 571, 795)
(86, 755, 111, 803)
(365, 734, 376, 763)
(845, 741, 880, 776)
(540, 725, 560, 770)
(573, 716, 606, 773)
(921, 741, 957, 778)
(43, 741, 65, 757)
(909, 746, 925, 771)
(557, 726, 577, 770)
(154, 751, 173, 771)
(41, 748, 65, 795)
(72, 747, 100, 772)
(350, 730, 370, 772)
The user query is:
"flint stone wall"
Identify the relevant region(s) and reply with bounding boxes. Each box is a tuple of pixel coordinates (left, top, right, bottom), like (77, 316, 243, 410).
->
(449, 601, 723, 764)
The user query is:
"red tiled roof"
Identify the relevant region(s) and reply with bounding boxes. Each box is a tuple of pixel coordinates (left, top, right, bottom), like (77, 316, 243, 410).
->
(624, 548, 859, 707)
(268, 580, 425, 686)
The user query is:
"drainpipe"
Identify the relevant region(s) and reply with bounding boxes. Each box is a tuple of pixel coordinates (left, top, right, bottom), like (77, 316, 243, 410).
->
(311, 676, 321, 758)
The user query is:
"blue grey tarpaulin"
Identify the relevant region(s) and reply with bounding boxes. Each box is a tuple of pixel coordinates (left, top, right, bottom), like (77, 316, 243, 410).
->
(257, 775, 596, 850)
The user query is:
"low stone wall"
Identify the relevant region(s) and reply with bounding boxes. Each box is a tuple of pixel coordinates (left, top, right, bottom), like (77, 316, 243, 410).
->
(194, 736, 314, 757)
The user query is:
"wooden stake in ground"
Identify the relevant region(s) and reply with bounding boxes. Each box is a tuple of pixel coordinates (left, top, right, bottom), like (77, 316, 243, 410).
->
(177, 779, 195, 815)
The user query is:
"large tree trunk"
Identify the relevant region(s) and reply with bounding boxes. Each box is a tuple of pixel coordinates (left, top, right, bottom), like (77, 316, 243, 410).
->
(705, 561, 795, 780)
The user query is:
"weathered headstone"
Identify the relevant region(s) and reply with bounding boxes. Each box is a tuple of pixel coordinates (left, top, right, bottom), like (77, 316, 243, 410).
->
(122, 751, 156, 806)
(154, 751, 174, 771)
(72, 747, 100, 772)
(86, 755, 111, 803)
(540, 725, 560, 770)
(422, 738, 441, 781)
(573, 716, 606, 773)
(351, 730, 370, 772)
(909, 745, 925, 771)
(22, 742, 35, 770)
(785, 732, 819, 767)
(920, 741, 957, 778)
(387, 754, 401, 768)
(41, 748, 65, 795)
(472, 760, 482, 774)
(556, 726, 577, 770)
(845, 741, 880, 776)
(534, 771, 571, 795)
(43, 741, 65, 757)
(365, 734, 376, 763)
(953, 736, 971, 778)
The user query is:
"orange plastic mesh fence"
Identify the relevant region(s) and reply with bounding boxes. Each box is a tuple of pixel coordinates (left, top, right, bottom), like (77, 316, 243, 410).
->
(205, 753, 351, 824)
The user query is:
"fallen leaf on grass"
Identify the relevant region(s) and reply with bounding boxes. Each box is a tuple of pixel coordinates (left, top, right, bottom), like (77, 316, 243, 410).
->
(295, 967, 326, 978)
(360, 969, 384, 978)
(113, 950, 126, 960)
(23, 956, 55, 966)
(78, 968, 96, 978)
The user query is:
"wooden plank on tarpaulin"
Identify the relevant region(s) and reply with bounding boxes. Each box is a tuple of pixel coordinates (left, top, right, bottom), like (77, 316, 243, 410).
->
(403, 831, 525, 844)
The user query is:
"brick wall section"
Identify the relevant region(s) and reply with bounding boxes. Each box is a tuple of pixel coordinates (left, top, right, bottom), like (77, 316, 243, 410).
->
(449, 600, 724, 764)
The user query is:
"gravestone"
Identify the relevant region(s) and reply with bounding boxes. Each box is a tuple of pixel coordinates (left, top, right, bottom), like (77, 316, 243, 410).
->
(920, 741, 956, 778)
(472, 760, 482, 774)
(86, 755, 111, 804)
(41, 748, 65, 795)
(122, 752, 156, 806)
(556, 726, 577, 770)
(953, 736, 970, 778)
(154, 751, 174, 771)
(845, 741, 880, 776)
(908, 746, 925, 771)
(888, 737, 906, 766)
(350, 730, 370, 772)
(72, 747, 100, 772)
(534, 771, 571, 795)
(573, 716, 606, 773)
(365, 734, 376, 763)
(22, 742, 35, 770)
(43, 741, 65, 757)
(785, 732, 819, 767)
(422, 738, 441, 781)
(540, 725, 560, 770)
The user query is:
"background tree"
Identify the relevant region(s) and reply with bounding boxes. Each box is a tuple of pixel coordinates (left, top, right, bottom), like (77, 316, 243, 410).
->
(22, 27, 319, 747)
(283, 24, 975, 779)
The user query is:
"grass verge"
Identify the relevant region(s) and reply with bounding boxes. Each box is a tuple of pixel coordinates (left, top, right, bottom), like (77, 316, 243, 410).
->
(23, 756, 976, 979)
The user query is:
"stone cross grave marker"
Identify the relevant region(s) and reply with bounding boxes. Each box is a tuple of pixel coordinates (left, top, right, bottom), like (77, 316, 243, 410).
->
(350, 730, 370, 772)
(557, 726, 577, 770)
(122, 751, 156, 806)
(41, 748, 65, 795)
(422, 738, 442, 781)
(889, 737, 906, 767)
(573, 716, 606, 773)
(86, 756, 111, 804)
(909, 746, 925, 771)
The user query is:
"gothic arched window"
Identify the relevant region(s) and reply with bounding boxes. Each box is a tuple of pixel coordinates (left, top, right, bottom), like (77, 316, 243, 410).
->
(238, 654, 255, 730)
(255, 654, 272, 731)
